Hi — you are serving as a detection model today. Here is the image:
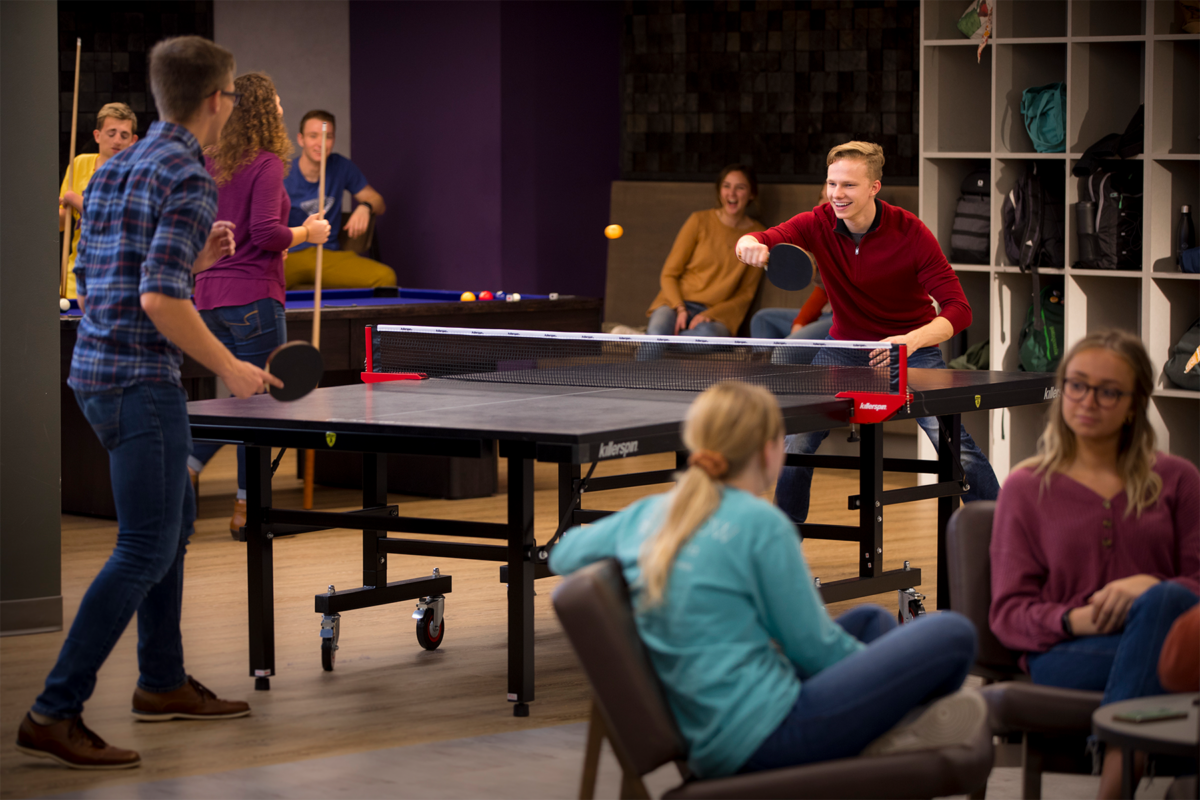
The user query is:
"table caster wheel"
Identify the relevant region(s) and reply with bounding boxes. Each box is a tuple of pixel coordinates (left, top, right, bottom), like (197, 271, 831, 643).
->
(413, 595, 444, 650)
(513, 702, 529, 717)
(320, 613, 340, 671)
(898, 588, 926, 624)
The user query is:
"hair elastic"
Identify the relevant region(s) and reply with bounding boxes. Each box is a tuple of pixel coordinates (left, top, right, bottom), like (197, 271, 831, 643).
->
(688, 449, 729, 479)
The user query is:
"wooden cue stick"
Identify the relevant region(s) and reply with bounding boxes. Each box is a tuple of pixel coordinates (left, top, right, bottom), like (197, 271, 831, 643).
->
(303, 123, 329, 510)
(59, 38, 81, 299)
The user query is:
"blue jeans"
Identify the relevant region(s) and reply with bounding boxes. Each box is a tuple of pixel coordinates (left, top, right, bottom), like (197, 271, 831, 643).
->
(750, 307, 834, 341)
(190, 298, 286, 495)
(774, 342, 1000, 525)
(35, 383, 195, 719)
(1027, 581, 1199, 704)
(741, 608, 977, 772)
(646, 301, 730, 338)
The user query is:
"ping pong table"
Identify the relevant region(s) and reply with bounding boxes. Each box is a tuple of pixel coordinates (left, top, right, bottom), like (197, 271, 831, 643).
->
(189, 356, 1055, 716)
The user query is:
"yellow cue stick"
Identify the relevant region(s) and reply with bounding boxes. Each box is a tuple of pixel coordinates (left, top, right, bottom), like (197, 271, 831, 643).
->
(303, 122, 329, 510)
(59, 38, 81, 299)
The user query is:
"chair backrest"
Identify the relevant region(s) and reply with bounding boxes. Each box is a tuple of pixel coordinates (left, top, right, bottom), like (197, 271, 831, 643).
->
(551, 559, 688, 776)
(946, 501, 1023, 676)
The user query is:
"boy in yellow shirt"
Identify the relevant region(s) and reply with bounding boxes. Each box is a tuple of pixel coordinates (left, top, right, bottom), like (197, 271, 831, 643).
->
(58, 103, 139, 298)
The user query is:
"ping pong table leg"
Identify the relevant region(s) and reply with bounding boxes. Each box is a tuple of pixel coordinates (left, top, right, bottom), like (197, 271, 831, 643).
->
(936, 414, 961, 611)
(507, 456, 535, 717)
(858, 423, 884, 580)
(245, 445, 275, 690)
(362, 453, 387, 588)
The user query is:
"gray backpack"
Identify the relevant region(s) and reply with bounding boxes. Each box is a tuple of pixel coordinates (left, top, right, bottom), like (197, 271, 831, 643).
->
(1164, 317, 1200, 391)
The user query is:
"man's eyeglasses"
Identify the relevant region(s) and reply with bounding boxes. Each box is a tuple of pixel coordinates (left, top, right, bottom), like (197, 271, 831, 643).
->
(213, 89, 242, 107)
(1063, 378, 1130, 408)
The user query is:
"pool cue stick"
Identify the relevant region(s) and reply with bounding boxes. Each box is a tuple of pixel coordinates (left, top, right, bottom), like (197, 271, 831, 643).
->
(59, 38, 81, 299)
(302, 123, 329, 510)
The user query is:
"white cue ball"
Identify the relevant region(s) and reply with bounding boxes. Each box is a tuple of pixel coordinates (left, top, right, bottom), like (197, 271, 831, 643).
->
(549, 292, 559, 300)
(60, 297, 70, 311)
(511, 293, 521, 302)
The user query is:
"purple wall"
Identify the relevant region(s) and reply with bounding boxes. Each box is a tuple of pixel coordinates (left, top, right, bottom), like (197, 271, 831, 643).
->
(350, 1, 620, 298)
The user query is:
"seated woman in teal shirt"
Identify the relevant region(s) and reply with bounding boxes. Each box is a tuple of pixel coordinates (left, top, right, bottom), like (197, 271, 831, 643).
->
(550, 381, 985, 778)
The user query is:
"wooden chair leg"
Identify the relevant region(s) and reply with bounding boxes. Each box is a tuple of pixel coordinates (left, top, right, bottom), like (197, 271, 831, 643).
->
(580, 700, 605, 800)
(1022, 736, 1044, 800)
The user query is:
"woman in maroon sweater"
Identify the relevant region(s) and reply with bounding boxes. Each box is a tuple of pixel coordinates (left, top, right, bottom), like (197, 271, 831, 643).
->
(991, 329, 1199, 799)
(188, 73, 329, 533)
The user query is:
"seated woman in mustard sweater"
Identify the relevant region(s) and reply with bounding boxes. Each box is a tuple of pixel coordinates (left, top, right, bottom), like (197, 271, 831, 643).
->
(646, 165, 765, 337)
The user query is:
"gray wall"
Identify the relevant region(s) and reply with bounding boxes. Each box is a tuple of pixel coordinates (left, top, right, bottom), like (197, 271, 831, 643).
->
(1, 0, 63, 635)
(214, 0, 352, 156)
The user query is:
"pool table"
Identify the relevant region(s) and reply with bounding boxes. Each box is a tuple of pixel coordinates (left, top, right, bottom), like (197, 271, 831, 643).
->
(61, 288, 603, 518)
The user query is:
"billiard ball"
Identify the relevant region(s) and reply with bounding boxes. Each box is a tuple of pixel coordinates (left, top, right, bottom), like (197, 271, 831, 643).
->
(479, 290, 494, 301)
(494, 291, 506, 301)
(460, 291, 476, 302)
(604, 224, 624, 239)
(507, 293, 521, 302)
(60, 297, 71, 312)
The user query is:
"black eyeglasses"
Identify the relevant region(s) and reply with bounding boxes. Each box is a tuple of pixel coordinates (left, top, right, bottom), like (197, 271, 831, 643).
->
(1063, 378, 1130, 408)
(212, 89, 242, 107)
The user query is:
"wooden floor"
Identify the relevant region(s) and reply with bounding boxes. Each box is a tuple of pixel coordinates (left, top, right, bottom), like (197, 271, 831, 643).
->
(0, 446, 940, 799)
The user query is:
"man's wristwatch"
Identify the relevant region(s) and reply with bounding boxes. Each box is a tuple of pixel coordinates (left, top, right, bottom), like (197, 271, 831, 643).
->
(359, 200, 374, 215)
(1061, 608, 1075, 638)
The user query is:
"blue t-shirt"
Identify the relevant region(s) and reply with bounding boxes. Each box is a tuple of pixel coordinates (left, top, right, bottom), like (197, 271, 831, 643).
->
(549, 488, 863, 778)
(283, 153, 367, 251)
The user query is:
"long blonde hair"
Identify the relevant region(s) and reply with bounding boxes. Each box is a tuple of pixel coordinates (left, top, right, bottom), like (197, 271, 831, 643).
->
(1018, 329, 1160, 516)
(639, 382, 784, 605)
(209, 73, 293, 186)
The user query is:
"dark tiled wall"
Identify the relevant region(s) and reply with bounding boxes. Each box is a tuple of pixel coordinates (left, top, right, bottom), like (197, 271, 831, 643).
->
(622, 0, 920, 182)
(58, 2, 214, 176)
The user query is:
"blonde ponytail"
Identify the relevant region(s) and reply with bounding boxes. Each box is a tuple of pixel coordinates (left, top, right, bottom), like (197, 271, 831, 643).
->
(639, 382, 784, 605)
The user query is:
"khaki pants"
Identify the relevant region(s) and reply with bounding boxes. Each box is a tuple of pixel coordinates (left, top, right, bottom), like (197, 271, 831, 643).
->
(284, 247, 396, 289)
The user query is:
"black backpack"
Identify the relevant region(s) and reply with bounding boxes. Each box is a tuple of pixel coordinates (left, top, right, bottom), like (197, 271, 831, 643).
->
(1163, 317, 1200, 391)
(1076, 168, 1143, 270)
(950, 169, 990, 264)
(1002, 163, 1064, 336)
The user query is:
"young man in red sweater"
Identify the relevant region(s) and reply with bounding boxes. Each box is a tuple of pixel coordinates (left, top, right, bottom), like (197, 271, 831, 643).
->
(735, 141, 999, 524)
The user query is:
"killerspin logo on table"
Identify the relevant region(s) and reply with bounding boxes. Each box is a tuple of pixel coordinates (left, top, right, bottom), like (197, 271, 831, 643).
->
(597, 440, 639, 459)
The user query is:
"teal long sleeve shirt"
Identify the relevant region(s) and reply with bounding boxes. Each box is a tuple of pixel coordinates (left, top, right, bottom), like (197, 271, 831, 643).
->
(549, 488, 863, 778)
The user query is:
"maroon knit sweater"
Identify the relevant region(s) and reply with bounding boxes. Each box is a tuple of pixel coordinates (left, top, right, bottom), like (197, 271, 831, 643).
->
(990, 453, 1200, 657)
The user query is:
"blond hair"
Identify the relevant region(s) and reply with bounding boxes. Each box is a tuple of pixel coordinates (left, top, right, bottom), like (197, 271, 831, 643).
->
(149, 36, 235, 123)
(209, 73, 293, 186)
(639, 382, 784, 606)
(827, 140, 885, 182)
(1018, 329, 1161, 516)
(96, 102, 137, 133)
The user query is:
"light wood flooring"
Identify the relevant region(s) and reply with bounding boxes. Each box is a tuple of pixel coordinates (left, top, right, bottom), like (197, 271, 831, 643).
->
(2, 445, 944, 799)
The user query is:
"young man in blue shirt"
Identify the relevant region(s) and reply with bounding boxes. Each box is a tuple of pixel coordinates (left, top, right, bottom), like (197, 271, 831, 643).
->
(283, 110, 395, 288)
(17, 36, 280, 771)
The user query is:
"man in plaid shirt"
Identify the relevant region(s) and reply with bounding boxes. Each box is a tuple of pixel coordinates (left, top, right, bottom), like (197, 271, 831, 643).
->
(17, 36, 281, 771)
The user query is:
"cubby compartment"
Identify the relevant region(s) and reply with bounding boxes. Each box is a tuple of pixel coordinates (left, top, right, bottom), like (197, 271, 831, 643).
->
(993, 270, 1037, 370)
(1070, 0, 1146, 37)
(1149, 396, 1199, 464)
(1148, 276, 1200, 389)
(1149, 160, 1200, 272)
(956, 270, 993, 349)
(1069, 41, 1145, 154)
(1065, 274, 1142, 342)
(921, 157, 992, 260)
(994, 43, 1068, 153)
(924, 0, 986, 41)
(922, 46, 992, 153)
(1152, 0, 1194, 35)
(994, 158, 1068, 266)
(1151, 39, 1199, 155)
(996, 0, 1068, 39)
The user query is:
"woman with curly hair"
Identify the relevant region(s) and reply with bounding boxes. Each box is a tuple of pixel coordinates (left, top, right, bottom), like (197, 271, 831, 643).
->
(990, 329, 1199, 798)
(189, 72, 330, 533)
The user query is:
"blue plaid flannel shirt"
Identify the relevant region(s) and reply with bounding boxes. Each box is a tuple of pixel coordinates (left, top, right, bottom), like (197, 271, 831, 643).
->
(69, 121, 217, 391)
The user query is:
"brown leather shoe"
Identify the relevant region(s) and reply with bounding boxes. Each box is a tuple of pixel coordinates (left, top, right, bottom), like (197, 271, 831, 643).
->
(229, 498, 247, 539)
(16, 713, 140, 770)
(131, 676, 250, 722)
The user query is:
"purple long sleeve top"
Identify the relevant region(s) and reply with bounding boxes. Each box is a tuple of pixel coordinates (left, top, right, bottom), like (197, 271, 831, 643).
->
(990, 453, 1200, 662)
(194, 150, 292, 310)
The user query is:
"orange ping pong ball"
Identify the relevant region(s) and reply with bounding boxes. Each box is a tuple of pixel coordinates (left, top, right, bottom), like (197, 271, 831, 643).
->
(604, 224, 624, 239)
(460, 291, 476, 302)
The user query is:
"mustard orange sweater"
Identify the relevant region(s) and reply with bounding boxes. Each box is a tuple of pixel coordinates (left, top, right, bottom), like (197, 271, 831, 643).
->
(647, 210, 765, 333)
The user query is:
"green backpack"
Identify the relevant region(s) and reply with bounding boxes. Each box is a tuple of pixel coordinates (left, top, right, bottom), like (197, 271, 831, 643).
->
(1018, 286, 1065, 373)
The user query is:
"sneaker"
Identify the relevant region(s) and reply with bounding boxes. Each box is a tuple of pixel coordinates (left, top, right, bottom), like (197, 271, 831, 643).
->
(16, 713, 140, 770)
(131, 676, 250, 722)
(862, 688, 988, 756)
(229, 498, 246, 539)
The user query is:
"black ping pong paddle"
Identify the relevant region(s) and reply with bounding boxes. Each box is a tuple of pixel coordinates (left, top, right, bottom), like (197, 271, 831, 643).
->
(766, 243, 815, 291)
(266, 341, 323, 402)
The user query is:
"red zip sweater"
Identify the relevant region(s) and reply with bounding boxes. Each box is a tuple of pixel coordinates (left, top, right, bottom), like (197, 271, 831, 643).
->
(749, 200, 971, 342)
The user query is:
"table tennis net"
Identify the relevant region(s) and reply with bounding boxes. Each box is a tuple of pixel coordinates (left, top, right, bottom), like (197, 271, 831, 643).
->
(368, 325, 904, 396)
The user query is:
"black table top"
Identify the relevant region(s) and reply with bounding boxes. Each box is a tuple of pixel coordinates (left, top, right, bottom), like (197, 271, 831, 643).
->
(189, 368, 1055, 463)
